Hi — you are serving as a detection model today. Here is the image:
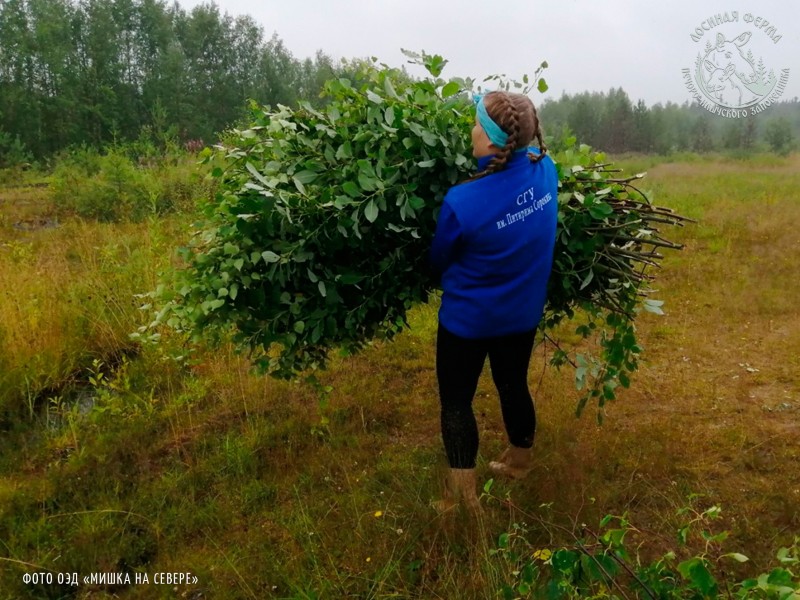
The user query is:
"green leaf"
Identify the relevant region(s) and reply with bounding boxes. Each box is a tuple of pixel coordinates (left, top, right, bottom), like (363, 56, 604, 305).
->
(409, 196, 425, 210)
(384, 106, 395, 125)
(537, 77, 549, 93)
(619, 372, 631, 388)
(335, 142, 352, 160)
(342, 181, 361, 197)
(423, 53, 447, 77)
(722, 553, 749, 563)
(262, 251, 280, 263)
(358, 172, 377, 192)
(579, 269, 594, 290)
(643, 299, 665, 315)
(678, 558, 717, 595)
(318, 281, 327, 297)
(366, 89, 383, 104)
(739, 578, 758, 590)
(777, 547, 799, 564)
(421, 131, 437, 146)
(552, 550, 579, 573)
(441, 81, 460, 97)
(417, 159, 436, 168)
(588, 202, 613, 219)
(357, 159, 376, 177)
(384, 77, 398, 99)
(338, 273, 364, 284)
(766, 568, 794, 587)
(293, 170, 318, 184)
(701, 530, 729, 543)
(245, 162, 271, 187)
(678, 525, 690, 545)
(334, 200, 354, 217)
(364, 200, 379, 223)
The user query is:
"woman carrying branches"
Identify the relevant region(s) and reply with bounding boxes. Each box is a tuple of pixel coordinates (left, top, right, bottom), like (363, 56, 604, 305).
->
(430, 90, 559, 513)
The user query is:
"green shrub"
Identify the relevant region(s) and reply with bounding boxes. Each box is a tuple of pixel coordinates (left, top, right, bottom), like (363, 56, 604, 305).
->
(485, 488, 800, 600)
(51, 148, 147, 221)
(0, 129, 33, 168)
(50, 146, 210, 222)
(139, 52, 688, 413)
(152, 161, 215, 215)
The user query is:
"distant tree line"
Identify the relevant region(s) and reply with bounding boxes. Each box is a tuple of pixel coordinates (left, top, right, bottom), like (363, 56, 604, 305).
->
(1, 0, 798, 165)
(0, 0, 354, 162)
(539, 88, 799, 156)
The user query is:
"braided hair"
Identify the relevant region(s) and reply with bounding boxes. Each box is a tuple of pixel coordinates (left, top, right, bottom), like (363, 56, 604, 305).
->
(469, 91, 547, 182)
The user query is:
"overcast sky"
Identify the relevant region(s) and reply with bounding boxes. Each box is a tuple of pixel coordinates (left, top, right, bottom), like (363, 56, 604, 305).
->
(177, 0, 799, 107)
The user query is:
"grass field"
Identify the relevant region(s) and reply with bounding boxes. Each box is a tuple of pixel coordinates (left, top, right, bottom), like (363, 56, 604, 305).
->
(0, 153, 798, 599)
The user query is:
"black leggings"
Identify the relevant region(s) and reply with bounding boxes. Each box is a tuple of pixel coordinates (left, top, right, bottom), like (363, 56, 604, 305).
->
(436, 323, 537, 469)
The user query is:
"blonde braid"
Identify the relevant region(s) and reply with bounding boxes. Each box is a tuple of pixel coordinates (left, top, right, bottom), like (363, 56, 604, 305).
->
(470, 92, 520, 181)
(527, 104, 548, 164)
(461, 91, 548, 183)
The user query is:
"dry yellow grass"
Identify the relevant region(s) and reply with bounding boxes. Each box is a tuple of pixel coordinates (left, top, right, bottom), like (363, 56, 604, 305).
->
(0, 182, 190, 419)
(1, 154, 798, 598)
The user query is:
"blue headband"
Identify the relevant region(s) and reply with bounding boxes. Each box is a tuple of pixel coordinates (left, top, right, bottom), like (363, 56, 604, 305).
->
(473, 93, 509, 148)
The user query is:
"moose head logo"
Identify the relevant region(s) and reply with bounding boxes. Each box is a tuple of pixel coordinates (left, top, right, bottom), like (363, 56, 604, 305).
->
(695, 32, 778, 109)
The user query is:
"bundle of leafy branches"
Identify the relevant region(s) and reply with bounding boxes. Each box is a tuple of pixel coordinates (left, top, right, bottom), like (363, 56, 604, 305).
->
(137, 51, 690, 416)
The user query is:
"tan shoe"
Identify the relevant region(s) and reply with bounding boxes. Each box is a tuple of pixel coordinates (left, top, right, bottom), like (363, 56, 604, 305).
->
(488, 446, 533, 479)
(432, 468, 482, 514)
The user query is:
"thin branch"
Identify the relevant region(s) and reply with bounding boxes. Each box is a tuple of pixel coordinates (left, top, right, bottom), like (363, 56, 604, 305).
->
(580, 526, 659, 600)
(604, 175, 646, 184)
(585, 219, 643, 232)
(542, 332, 577, 368)
(611, 235, 684, 250)
(640, 214, 687, 226)
(607, 248, 663, 267)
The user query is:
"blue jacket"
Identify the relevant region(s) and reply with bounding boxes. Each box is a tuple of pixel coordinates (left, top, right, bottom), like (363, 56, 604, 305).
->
(430, 148, 559, 339)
